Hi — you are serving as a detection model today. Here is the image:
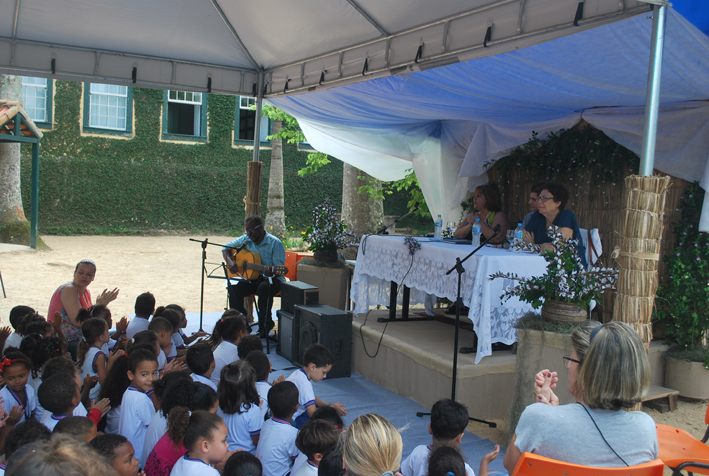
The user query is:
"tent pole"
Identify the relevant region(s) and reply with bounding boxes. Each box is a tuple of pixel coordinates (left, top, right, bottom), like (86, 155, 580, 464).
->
(30, 142, 39, 249)
(252, 72, 264, 163)
(638, 3, 667, 177)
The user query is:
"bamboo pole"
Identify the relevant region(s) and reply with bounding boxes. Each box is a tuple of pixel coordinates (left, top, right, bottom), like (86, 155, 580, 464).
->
(612, 175, 671, 344)
(245, 161, 263, 217)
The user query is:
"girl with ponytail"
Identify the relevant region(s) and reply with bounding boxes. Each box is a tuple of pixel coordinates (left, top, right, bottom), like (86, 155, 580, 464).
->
(207, 311, 250, 387)
(79, 318, 124, 402)
(167, 408, 229, 476)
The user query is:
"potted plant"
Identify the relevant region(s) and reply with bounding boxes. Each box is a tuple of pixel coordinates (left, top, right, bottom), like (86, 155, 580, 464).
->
(655, 183, 709, 398)
(298, 198, 359, 310)
(490, 227, 618, 323)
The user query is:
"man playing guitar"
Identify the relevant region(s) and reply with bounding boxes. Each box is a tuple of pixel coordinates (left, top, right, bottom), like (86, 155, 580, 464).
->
(222, 215, 286, 338)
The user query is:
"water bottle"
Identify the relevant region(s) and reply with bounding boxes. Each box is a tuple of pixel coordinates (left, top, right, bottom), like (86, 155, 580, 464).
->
(434, 214, 443, 239)
(514, 222, 524, 251)
(472, 218, 482, 247)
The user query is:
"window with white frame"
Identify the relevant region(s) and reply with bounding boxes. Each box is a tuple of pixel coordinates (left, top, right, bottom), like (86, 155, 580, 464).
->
(88, 84, 128, 130)
(237, 96, 258, 141)
(21, 77, 49, 124)
(166, 90, 205, 137)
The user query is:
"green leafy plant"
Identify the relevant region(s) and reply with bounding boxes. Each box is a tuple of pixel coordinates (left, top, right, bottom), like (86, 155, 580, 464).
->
(303, 198, 359, 254)
(490, 227, 617, 310)
(654, 182, 709, 350)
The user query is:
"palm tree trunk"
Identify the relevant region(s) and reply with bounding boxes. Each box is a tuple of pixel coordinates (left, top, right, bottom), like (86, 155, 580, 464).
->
(265, 119, 285, 239)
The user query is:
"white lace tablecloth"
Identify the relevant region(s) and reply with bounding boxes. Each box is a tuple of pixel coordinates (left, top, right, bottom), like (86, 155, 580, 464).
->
(351, 235, 548, 363)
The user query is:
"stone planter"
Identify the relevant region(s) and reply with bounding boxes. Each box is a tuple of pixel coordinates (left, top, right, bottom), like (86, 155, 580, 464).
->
(541, 300, 587, 323)
(665, 355, 709, 399)
(297, 263, 349, 310)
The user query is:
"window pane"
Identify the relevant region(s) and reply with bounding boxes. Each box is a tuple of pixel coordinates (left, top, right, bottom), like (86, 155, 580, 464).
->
(21, 77, 48, 122)
(240, 96, 256, 110)
(89, 87, 128, 130)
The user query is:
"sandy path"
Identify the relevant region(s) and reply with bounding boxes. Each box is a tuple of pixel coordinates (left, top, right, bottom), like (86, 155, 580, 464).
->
(0, 235, 239, 320)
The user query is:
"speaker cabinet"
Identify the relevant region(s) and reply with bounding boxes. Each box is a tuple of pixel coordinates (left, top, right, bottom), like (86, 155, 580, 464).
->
(276, 310, 298, 363)
(295, 304, 352, 379)
(280, 281, 319, 315)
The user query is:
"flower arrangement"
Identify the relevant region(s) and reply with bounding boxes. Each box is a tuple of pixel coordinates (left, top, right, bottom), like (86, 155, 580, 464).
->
(303, 198, 359, 256)
(490, 226, 618, 310)
(403, 235, 421, 256)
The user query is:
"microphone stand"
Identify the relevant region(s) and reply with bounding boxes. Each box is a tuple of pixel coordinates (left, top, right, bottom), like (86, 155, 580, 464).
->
(376, 206, 418, 235)
(189, 238, 242, 333)
(415, 225, 501, 428)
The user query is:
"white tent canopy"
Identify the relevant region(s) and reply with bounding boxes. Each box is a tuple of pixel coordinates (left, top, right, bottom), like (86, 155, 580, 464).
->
(0, 0, 650, 96)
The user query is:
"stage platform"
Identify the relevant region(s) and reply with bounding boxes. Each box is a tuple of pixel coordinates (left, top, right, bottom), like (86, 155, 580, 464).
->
(351, 309, 517, 420)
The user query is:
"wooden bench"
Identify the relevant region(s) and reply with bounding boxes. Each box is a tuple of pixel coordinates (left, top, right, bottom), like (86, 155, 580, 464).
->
(643, 385, 680, 413)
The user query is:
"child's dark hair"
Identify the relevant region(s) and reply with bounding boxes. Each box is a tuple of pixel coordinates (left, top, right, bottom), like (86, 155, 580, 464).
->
(0, 350, 32, 374)
(38, 372, 78, 414)
(208, 311, 250, 350)
(88, 304, 112, 321)
(267, 381, 299, 420)
(78, 318, 108, 368)
(127, 347, 158, 373)
(303, 344, 334, 368)
(167, 407, 224, 451)
(130, 330, 159, 352)
(430, 399, 468, 442)
(311, 406, 344, 430)
(17, 313, 47, 337)
(23, 320, 53, 337)
(319, 445, 345, 476)
(53, 416, 95, 440)
(296, 420, 341, 461)
(237, 335, 263, 359)
(428, 446, 466, 476)
(21, 335, 63, 379)
(148, 316, 173, 336)
(41, 356, 77, 381)
(135, 292, 156, 317)
(9, 306, 35, 331)
(218, 360, 259, 415)
(154, 307, 181, 333)
(162, 381, 218, 422)
(75, 308, 93, 326)
(99, 354, 131, 407)
(223, 450, 263, 476)
(166, 304, 186, 321)
(153, 372, 191, 407)
(89, 433, 129, 463)
(186, 342, 214, 376)
(244, 350, 270, 382)
(4, 419, 51, 460)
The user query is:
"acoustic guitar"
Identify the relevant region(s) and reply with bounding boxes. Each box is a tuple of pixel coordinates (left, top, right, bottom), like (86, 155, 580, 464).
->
(227, 248, 288, 281)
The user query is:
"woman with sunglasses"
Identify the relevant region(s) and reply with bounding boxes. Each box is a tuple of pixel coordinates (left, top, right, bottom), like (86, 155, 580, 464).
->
(503, 321, 657, 471)
(523, 183, 587, 268)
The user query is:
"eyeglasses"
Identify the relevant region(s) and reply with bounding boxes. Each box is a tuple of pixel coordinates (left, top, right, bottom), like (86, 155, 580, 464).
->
(245, 224, 263, 233)
(535, 195, 554, 203)
(563, 355, 582, 368)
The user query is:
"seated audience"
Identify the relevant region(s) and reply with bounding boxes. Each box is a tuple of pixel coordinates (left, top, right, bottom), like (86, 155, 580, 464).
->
(223, 451, 262, 476)
(294, 420, 341, 476)
(503, 322, 656, 471)
(186, 342, 217, 391)
(53, 416, 97, 443)
(255, 381, 301, 476)
(90, 433, 142, 476)
(6, 434, 114, 476)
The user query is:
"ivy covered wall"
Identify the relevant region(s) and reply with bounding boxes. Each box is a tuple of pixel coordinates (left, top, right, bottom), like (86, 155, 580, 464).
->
(17, 81, 414, 234)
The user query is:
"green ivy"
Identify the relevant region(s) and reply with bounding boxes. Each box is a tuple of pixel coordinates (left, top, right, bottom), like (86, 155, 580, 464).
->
(654, 182, 709, 350)
(17, 81, 415, 234)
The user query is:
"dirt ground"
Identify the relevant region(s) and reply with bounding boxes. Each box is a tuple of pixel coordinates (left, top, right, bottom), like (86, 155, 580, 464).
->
(1, 235, 707, 447)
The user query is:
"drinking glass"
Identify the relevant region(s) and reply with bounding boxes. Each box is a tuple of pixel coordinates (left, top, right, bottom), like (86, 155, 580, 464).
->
(506, 230, 515, 250)
(447, 221, 456, 234)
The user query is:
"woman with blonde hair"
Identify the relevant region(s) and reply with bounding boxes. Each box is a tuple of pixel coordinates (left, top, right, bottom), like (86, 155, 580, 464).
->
(504, 321, 657, 471)
(342, 414, 402, 476)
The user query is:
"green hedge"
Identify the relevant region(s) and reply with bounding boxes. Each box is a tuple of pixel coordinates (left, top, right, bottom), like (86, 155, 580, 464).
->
(17, 81, 417, 234)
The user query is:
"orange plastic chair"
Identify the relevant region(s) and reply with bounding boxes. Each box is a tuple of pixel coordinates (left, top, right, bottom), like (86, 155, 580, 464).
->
(284, 251, 300, 282)
(511, 452, 664, 476)
(657, 421, 709, 476)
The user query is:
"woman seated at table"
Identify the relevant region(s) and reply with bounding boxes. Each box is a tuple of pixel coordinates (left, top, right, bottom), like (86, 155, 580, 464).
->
(523, 183, 587, 268)
(503, 321, 656, 471)
(454, 184, 509, 244)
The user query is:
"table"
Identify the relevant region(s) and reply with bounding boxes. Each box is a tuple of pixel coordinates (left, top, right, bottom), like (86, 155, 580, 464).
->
(350, 235, 548, 363)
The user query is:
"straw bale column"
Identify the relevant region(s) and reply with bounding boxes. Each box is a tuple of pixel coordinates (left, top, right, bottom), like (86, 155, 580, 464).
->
(612, 175, 671, 344)
(245, 161, 263, 217)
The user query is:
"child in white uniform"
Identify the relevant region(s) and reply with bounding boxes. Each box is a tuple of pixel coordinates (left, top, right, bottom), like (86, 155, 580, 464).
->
(0, 352, 37, 424)
(37, 372, 81, 431)
(126, 292, 155, 339)
(244, 350, 275, 419)
(255, 381, 301, 476)
(208, 313, 250, 386)
(292, 420, 341, 476)
(79, 317, 123, 402)
(168, 408, 229, 476)
(286, 344, 346, 428)
(118, 348, 159, 467)
(187, 342, 218, 391)
(215, 360, 263, 452)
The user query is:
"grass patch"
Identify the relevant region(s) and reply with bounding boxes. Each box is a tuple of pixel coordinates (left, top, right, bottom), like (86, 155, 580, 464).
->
(665, 345, 709, 363)
(298, 257, 347, 269)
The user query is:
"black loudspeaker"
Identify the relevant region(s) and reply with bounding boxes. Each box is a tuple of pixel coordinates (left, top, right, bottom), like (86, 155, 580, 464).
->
(295, 304, 352, 379)
(281, 281, 319, 315)
(276, 310, 297, 363)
